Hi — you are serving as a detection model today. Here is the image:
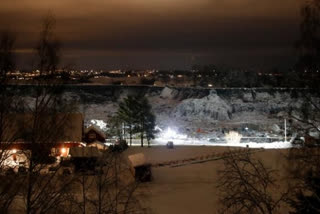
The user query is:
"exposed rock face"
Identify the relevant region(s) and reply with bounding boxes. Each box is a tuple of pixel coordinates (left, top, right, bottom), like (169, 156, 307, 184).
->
(172, 90, 232, 121)
(13, 85, 319, 131)
(160, 87, 175, 99)
(160, 87, 209, 100)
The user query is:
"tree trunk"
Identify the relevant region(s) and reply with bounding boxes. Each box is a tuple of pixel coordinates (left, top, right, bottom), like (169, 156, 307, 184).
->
(129, 126, 132, 146)
(114, 155, 118, 213)
(82, 175, 86, 214)
(140, 131, 144, 147)
(98, 166, 102, 214)
(140, 121, 144, 147)
(26, 158, 33, 214)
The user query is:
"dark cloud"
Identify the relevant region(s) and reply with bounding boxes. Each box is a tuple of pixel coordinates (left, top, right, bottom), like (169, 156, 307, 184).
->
(0, 0, 302, 69)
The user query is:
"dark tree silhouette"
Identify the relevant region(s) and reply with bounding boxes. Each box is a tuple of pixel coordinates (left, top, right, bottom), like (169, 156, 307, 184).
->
(35, 13, 60, 77)
(21, 14, 79, 214)
(76, 151, 146, 214)
(117, 96, 140, 146)
(134, 96, 156, 147)
(286, 142, 320, 214)
(217, 150, 288, 214)
(115, 96, 156, 147)
(288, 169, 320, 214)
(296, 0, 320, 71)
(0, 31, 15, 79)
(0, 31, 23, 213)
(286, 3, 320, 207)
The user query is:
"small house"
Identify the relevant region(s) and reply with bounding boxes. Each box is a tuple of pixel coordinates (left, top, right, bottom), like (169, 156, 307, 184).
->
(128, 153, 152, 182)
(83, 126, 106, 149)
(0, 113, 84, 167)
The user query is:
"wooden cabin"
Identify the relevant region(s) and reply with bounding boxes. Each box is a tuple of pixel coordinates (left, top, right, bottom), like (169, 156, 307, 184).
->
(0, 113, 84, 166)
(83, 126, 106, 150)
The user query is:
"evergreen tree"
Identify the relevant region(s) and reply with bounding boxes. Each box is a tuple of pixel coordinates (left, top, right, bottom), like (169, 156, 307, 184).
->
(116, 96, 156, 147)
(145, 112, 157, 147)
(106, 116, 123, 140)
(117, 96, 140, 146)
(135, 97, 156, 147)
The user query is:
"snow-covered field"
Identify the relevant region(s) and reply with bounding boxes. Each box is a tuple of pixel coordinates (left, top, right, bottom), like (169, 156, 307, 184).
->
(152, 138, 294, 149)
(124, 146, 291, 214)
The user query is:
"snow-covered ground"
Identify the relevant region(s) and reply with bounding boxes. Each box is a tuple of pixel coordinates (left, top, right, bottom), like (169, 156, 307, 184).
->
(124, 146, 291, 214)
(115, 126, 295, 149)
(153, 138, 294, 149)
(115, 138, 294, 149)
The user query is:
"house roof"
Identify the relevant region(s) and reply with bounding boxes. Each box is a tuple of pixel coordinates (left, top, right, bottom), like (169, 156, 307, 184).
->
(128, 153, 147, 168)
(84, 125, 106, 139)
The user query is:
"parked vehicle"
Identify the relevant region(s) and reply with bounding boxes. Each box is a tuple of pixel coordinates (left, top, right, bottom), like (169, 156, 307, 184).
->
(166, 141, 174, 149)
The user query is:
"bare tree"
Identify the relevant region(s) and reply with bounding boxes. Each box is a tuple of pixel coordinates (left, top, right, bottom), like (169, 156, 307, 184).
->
(0, 31, 26, 213)
(296, 0, 320, 71)
(13, 14, 80, 214)
(35, 13, 60, 77)
(217, 150, 288, 214)
(286, 10, 320, 207)
(75, 151, 146, 214)
(0, 30, 18, 165)
(284, 142, 320, 213)
(0, 31, 15, 79)
(289, 95, 320, 144)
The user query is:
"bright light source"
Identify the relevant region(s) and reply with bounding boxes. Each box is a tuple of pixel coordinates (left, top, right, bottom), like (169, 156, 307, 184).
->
(12, 149, 17, 154)
(160, 127, 187, 140)
(163, 127, 176, 139)
(61, 148, 66, 154)
(90, 119, 107, 131)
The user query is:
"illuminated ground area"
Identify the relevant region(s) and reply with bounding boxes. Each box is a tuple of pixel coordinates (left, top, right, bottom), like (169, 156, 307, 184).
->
(122, 138, 293, 149)
(124, 146, 291, 214)
(112, 127, 294, 149)
(153, 139, 293, 149)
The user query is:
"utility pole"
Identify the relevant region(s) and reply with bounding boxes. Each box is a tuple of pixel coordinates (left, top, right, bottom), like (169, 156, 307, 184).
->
(284, 119, 287, 142)
(122, 122, 125, 139)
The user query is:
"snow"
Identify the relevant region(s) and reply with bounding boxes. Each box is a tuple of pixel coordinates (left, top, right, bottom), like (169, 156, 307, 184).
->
(173, 90, 232, 121)
(159, 87, 174, 99)
(90, 119, 107, 131)
(117, 137, 293, 149)
(153, 138, 293, 149)
(124, 146, 292, 214)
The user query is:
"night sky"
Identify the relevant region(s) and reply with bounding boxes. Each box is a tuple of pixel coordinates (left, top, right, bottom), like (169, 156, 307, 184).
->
(1, 0, 302, 70)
